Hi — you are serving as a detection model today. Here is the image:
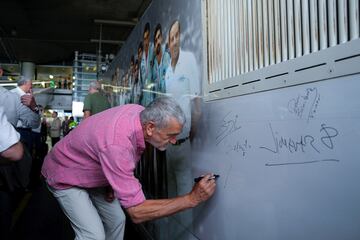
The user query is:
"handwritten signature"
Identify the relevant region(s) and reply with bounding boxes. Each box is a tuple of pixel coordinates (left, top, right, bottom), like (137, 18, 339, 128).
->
(215, 111, 242, 145)
(259, 123, 338, 154)
(288, 87, 320, 122)
(226, 139, 251, 156)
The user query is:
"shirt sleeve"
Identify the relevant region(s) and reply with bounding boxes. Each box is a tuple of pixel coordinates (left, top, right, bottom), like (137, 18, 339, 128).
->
(15, 95, 41, 129)
(4, 90, 40, 128)
(0, 109, 20, 152)
(99, 143, 145, 208)
(83, 94, 91, 112)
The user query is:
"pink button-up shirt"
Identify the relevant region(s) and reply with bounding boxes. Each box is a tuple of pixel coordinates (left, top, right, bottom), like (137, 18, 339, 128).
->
(41, 104, 146, 208)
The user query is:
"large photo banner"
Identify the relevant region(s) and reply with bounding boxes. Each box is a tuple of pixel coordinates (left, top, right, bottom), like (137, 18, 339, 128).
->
(104, 1, 204, 239)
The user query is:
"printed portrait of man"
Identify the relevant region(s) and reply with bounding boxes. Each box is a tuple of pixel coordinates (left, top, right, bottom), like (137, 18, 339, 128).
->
(152, 23, 170, 95)
(140, 22, 154, 106)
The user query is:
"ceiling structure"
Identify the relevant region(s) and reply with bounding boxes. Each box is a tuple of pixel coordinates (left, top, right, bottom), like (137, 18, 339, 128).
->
(0, 0, 151, 65)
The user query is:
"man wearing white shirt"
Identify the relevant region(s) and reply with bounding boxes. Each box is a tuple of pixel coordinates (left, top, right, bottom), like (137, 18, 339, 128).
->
(0, 108, 23, 162)
(11, 77, 40, 151)
(0, 86, 40, 131)
(163, 20, 202, 235)
(0, 85, 38, 239)
(164, 20, 200, 144)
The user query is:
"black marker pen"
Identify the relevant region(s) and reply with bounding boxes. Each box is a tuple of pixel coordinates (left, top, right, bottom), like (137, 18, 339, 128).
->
(194, 174, 220, 183)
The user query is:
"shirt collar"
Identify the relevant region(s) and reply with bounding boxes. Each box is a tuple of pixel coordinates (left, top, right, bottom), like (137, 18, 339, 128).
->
(16, 87, 27, 96)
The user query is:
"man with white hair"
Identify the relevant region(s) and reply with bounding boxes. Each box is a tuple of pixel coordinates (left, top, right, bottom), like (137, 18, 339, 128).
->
(82, 81, 111, 119)
(11, 76, 40, 150)
(11, 76, 38, 112)
(42, 96, 216, 240)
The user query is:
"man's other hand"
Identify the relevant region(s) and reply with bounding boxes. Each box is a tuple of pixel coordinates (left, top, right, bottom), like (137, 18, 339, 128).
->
(21, 94, 37, 111)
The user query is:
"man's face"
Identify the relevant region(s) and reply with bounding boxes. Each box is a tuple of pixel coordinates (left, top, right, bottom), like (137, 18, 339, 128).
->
(169, 22, 180, 62)
(143, 30, 150, 53)
(25, 80, 33, 93)
(147, 117, 183, 151)
(154, 29, 162, 55)
(137, 47, 143, 62)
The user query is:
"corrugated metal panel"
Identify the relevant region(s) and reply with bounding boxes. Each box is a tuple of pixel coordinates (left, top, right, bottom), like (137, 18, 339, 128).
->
(206, 0, 360, 85)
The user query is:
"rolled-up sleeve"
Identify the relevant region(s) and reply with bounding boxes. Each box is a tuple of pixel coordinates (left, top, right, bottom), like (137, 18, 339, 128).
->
(99, 143, 145, 208)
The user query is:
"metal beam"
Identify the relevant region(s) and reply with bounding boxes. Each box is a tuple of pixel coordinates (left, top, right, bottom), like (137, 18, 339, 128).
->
(90, 39, 124, 45)
(94, 19, 137, 26)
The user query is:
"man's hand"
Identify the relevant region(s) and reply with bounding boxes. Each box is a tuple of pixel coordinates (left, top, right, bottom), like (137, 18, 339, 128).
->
(125, 173, 217, 224)
(104, 186, 115, 202)
(21, 94, 37, 111)
(188, 173, 216, 207)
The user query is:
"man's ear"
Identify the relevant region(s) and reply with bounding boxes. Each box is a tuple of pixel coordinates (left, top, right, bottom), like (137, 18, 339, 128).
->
(145, 121, 156, 136)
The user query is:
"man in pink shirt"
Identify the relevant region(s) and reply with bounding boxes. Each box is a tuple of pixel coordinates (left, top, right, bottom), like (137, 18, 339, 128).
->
(41, 96, 216, 240)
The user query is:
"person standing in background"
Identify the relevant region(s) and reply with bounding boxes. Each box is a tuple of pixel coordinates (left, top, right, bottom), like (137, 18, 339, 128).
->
(40, 118, 48, 143)
(68, 116, 77, 132)
(29, 105, 45, 189)
(83, 81, 111, 119)
(10, 76, 40, 151)
(49, 111, 61, 147)
(61, 116, 70, 137)
(64, 78, 68, 90)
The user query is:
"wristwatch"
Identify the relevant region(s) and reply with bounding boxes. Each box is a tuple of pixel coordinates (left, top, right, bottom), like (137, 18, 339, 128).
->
(33, 106, 39, 113)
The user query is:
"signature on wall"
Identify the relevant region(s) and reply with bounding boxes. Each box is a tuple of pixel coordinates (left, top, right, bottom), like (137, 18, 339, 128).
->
(213, 87, 340, 167)
(287, 87, 320, 122)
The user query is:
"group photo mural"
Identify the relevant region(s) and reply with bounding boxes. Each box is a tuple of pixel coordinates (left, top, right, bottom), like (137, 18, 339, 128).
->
(105, 0, 204, 238)
(110, 19, 200, 109)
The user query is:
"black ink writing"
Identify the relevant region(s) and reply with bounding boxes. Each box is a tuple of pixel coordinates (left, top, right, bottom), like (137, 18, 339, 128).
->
(259, 123, 320, 154)
(215, 112, 242, 145)
(288, 87, 320, 122)
(265, 159, 340, 166)
(320, 124, 338, 149)
(226, 139, 251, 156)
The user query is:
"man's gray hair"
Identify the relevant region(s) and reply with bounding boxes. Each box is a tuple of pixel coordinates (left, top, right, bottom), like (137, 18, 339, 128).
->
(89, 81, 100, 90)
(140, 96, 186, 129)
(17, 76, 31, 86)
